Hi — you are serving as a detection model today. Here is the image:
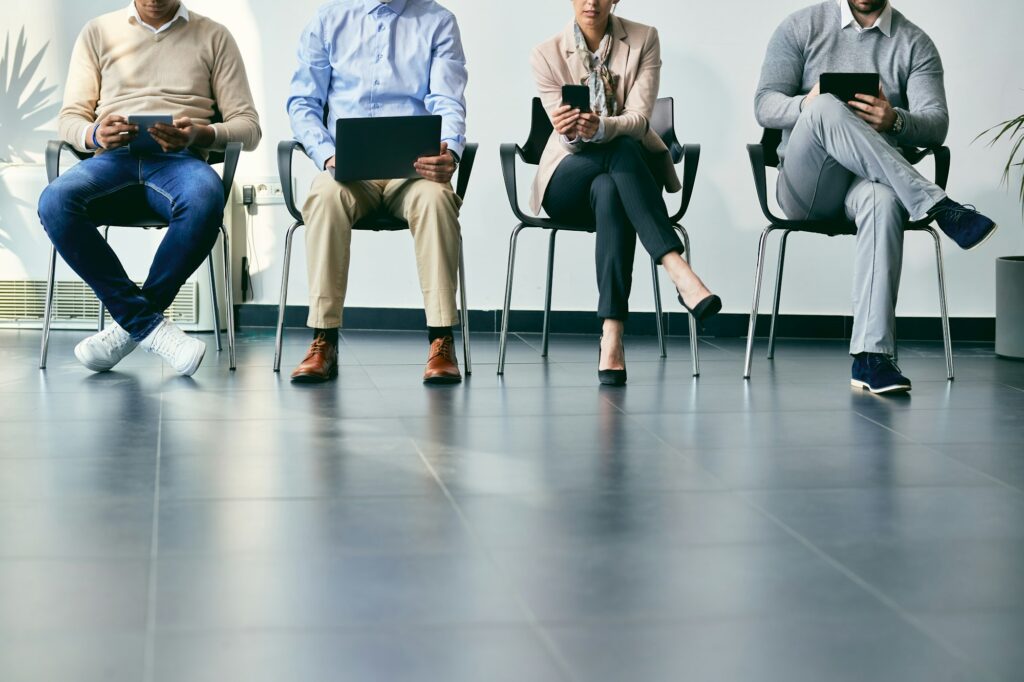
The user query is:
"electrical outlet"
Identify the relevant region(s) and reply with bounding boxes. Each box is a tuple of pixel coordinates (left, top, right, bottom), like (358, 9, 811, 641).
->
(254, 181, 285, 205)
(241, 177, 287, 205)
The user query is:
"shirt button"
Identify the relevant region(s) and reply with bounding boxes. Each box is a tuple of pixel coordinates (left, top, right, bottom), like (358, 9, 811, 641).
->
(374, 80, 380, 86)
(378, 24, 384, 32)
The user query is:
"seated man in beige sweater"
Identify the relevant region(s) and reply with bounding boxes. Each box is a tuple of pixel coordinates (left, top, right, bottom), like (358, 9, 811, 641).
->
(38, 0, 261, 377)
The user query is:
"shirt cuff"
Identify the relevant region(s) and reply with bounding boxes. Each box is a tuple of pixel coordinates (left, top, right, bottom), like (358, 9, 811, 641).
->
(583, 118, 606, 143)
(443, 137, 466, 160)
(309, 142, 336, 171)
(81, 124, 92, 152)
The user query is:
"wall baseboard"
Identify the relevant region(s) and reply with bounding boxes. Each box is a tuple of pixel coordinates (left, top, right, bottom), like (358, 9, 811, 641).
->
(236, 304, 996, 343)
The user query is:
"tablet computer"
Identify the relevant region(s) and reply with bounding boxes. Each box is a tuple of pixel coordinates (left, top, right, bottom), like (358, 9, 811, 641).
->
(127, 115, 173, 156)
(820, 73, 880, 103)
(562, 85, 591, 113)
(334, 115, 442, 183)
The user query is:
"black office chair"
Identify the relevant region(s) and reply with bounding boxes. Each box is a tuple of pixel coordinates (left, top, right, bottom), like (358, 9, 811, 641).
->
(273, 130, 478, 375)
(39, 135, 242, 370)
(743, 128, 954, 380)
(497, 97, 703, 375)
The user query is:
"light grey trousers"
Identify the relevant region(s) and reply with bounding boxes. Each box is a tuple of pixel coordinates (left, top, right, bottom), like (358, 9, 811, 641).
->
(777, 94, 947, 355)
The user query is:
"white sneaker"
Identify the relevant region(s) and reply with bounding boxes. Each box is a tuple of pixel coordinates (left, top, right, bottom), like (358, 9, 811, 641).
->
(139, 319, 206, 376)
(74, 323, 138, 372)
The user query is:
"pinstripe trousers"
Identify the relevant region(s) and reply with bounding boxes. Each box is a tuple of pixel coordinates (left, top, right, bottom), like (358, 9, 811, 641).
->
(542, 137, 683, 321)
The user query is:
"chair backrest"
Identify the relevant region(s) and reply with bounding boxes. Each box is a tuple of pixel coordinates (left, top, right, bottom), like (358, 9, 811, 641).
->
(650, 97, 682, 164)
(760, 128, 784, 168)
(520, 98, 554, 165)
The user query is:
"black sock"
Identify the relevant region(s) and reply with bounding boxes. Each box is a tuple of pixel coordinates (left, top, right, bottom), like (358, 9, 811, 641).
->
(428, 326, 453, 342)
(314, 328, 339, 346)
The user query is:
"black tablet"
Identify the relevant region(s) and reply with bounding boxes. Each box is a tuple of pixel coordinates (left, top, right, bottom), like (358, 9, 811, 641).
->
(334, 115, 442, 183)
(820, 73, 880, 103)
(127, 115, 173, 156)
(562, 85, 591, 113)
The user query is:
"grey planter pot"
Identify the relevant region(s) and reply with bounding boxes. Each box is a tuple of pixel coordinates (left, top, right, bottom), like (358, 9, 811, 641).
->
(996, 256, 1024, 359)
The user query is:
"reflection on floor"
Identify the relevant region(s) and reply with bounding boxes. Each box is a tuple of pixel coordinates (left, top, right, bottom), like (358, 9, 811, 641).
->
(1, 328, 1023, 682)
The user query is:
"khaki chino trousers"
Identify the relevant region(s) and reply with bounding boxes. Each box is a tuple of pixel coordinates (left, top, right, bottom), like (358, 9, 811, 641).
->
(302, 173, 463, 329)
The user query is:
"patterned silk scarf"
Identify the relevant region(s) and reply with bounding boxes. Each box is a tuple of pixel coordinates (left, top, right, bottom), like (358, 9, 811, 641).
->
(573, 22, 620, 117)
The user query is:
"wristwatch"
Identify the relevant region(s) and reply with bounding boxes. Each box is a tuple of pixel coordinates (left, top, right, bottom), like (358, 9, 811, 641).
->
(891, 110, 905, 136)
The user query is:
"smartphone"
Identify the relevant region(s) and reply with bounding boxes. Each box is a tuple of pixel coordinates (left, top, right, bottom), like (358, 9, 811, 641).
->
(819, 73, 880, 103)
(561, 85, 591, 114)
(127, 114, 174, 155)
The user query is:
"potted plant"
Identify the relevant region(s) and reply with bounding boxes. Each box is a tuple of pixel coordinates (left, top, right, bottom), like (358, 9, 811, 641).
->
(980, 113, 1024, 359)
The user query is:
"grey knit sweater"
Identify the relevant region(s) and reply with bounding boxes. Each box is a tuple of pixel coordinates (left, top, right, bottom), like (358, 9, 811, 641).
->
(755, 1, 948, 160)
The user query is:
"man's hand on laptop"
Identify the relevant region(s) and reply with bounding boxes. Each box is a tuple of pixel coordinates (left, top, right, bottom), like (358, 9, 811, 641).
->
(325, 156, 336, 171)
(88, 115, 138, 150)
(414, 142, 457, 184)
(150, 117, 215, 152)
(849, 88, 897, 133)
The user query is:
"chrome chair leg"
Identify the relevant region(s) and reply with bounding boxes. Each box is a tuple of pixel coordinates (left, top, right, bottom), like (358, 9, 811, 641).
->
(39, 245, 58, 369)
(208, 253, 223, 352)
(927, 227, 954, 380)
(744, 226, 774, 380)
(220, 225, 236, 370)
(458, 237, 472, 375)
(767, 229, 791, 360)
(273, 221, 301, 373)
(498, 224, 527, 376)
(97, 226, 110, 332)
(651, 257, 666, 359)
(541, 230, 557, 358)
(678, 226, 700, 377)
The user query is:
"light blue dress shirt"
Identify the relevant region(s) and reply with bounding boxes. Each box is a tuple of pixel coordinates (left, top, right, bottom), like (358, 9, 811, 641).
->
(287, 0, 468, 171)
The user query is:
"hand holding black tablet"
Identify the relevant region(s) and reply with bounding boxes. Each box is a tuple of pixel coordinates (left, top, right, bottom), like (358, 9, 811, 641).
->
(127, 115, 174, 156)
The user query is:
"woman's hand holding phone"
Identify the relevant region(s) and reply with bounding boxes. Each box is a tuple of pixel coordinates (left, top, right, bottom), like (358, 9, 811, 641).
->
(552, 104, 582, 139)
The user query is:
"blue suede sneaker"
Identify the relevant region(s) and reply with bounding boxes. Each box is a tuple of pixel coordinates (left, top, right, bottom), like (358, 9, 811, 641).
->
(928, 198, 998, 251)
(851, 353, 912, 394)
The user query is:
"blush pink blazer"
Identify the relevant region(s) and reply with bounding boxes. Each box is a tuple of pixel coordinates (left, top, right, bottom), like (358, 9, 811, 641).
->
(529, 15, 681, 214)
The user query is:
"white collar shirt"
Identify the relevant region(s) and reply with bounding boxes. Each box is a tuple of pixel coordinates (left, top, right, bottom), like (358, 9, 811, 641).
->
(838, 0, 893, 37)
(129, 1, 190, 35)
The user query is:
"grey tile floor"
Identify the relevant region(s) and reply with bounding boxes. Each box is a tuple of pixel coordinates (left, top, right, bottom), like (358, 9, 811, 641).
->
(1, 328, 1023, 682)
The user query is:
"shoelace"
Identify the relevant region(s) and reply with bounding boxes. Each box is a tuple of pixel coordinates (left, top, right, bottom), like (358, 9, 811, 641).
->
(932, 203, 979, 221)
(305, 337, 331, 361)
(147, 325, 181, 356)
(429, 337, 454, 362)
(868, 354, 903, 375)
(97, 326, 130, 353)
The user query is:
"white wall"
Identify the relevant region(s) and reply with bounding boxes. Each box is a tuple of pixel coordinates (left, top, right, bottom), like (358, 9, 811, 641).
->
(3, 0, 1023, 319)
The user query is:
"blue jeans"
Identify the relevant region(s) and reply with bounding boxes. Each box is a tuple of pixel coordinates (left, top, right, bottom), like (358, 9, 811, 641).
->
(38, 148, 224, 342)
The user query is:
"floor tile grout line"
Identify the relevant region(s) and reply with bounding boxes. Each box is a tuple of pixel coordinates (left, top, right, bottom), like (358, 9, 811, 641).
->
(852, 410, 1024, 496)
(737, 495, 1002, 682)
(612, 409, 1000, 681)
(142, 390, 163, 682)
(401, 433, 579, 682)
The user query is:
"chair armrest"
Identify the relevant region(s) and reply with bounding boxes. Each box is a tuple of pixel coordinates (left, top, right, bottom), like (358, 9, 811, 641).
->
(499, 143, 533, 224)
(277, 140, 306, 223)
(455, 142, 478, 201)
(902, 145, 950, 191)
(45, 140, 93, 184)
(747, 143, 788, 225)
(219, 142, 243, 205)
(668, 143, 700, 225)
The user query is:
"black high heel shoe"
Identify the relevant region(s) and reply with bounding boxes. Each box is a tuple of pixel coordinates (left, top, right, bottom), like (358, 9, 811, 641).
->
(598, 337, 627, 386)
(677, 291, 722, 328)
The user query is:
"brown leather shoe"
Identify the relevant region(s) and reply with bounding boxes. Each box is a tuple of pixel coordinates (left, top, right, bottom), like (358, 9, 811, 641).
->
(423, 336, 462, 384)
(290, 334, 338, 383)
